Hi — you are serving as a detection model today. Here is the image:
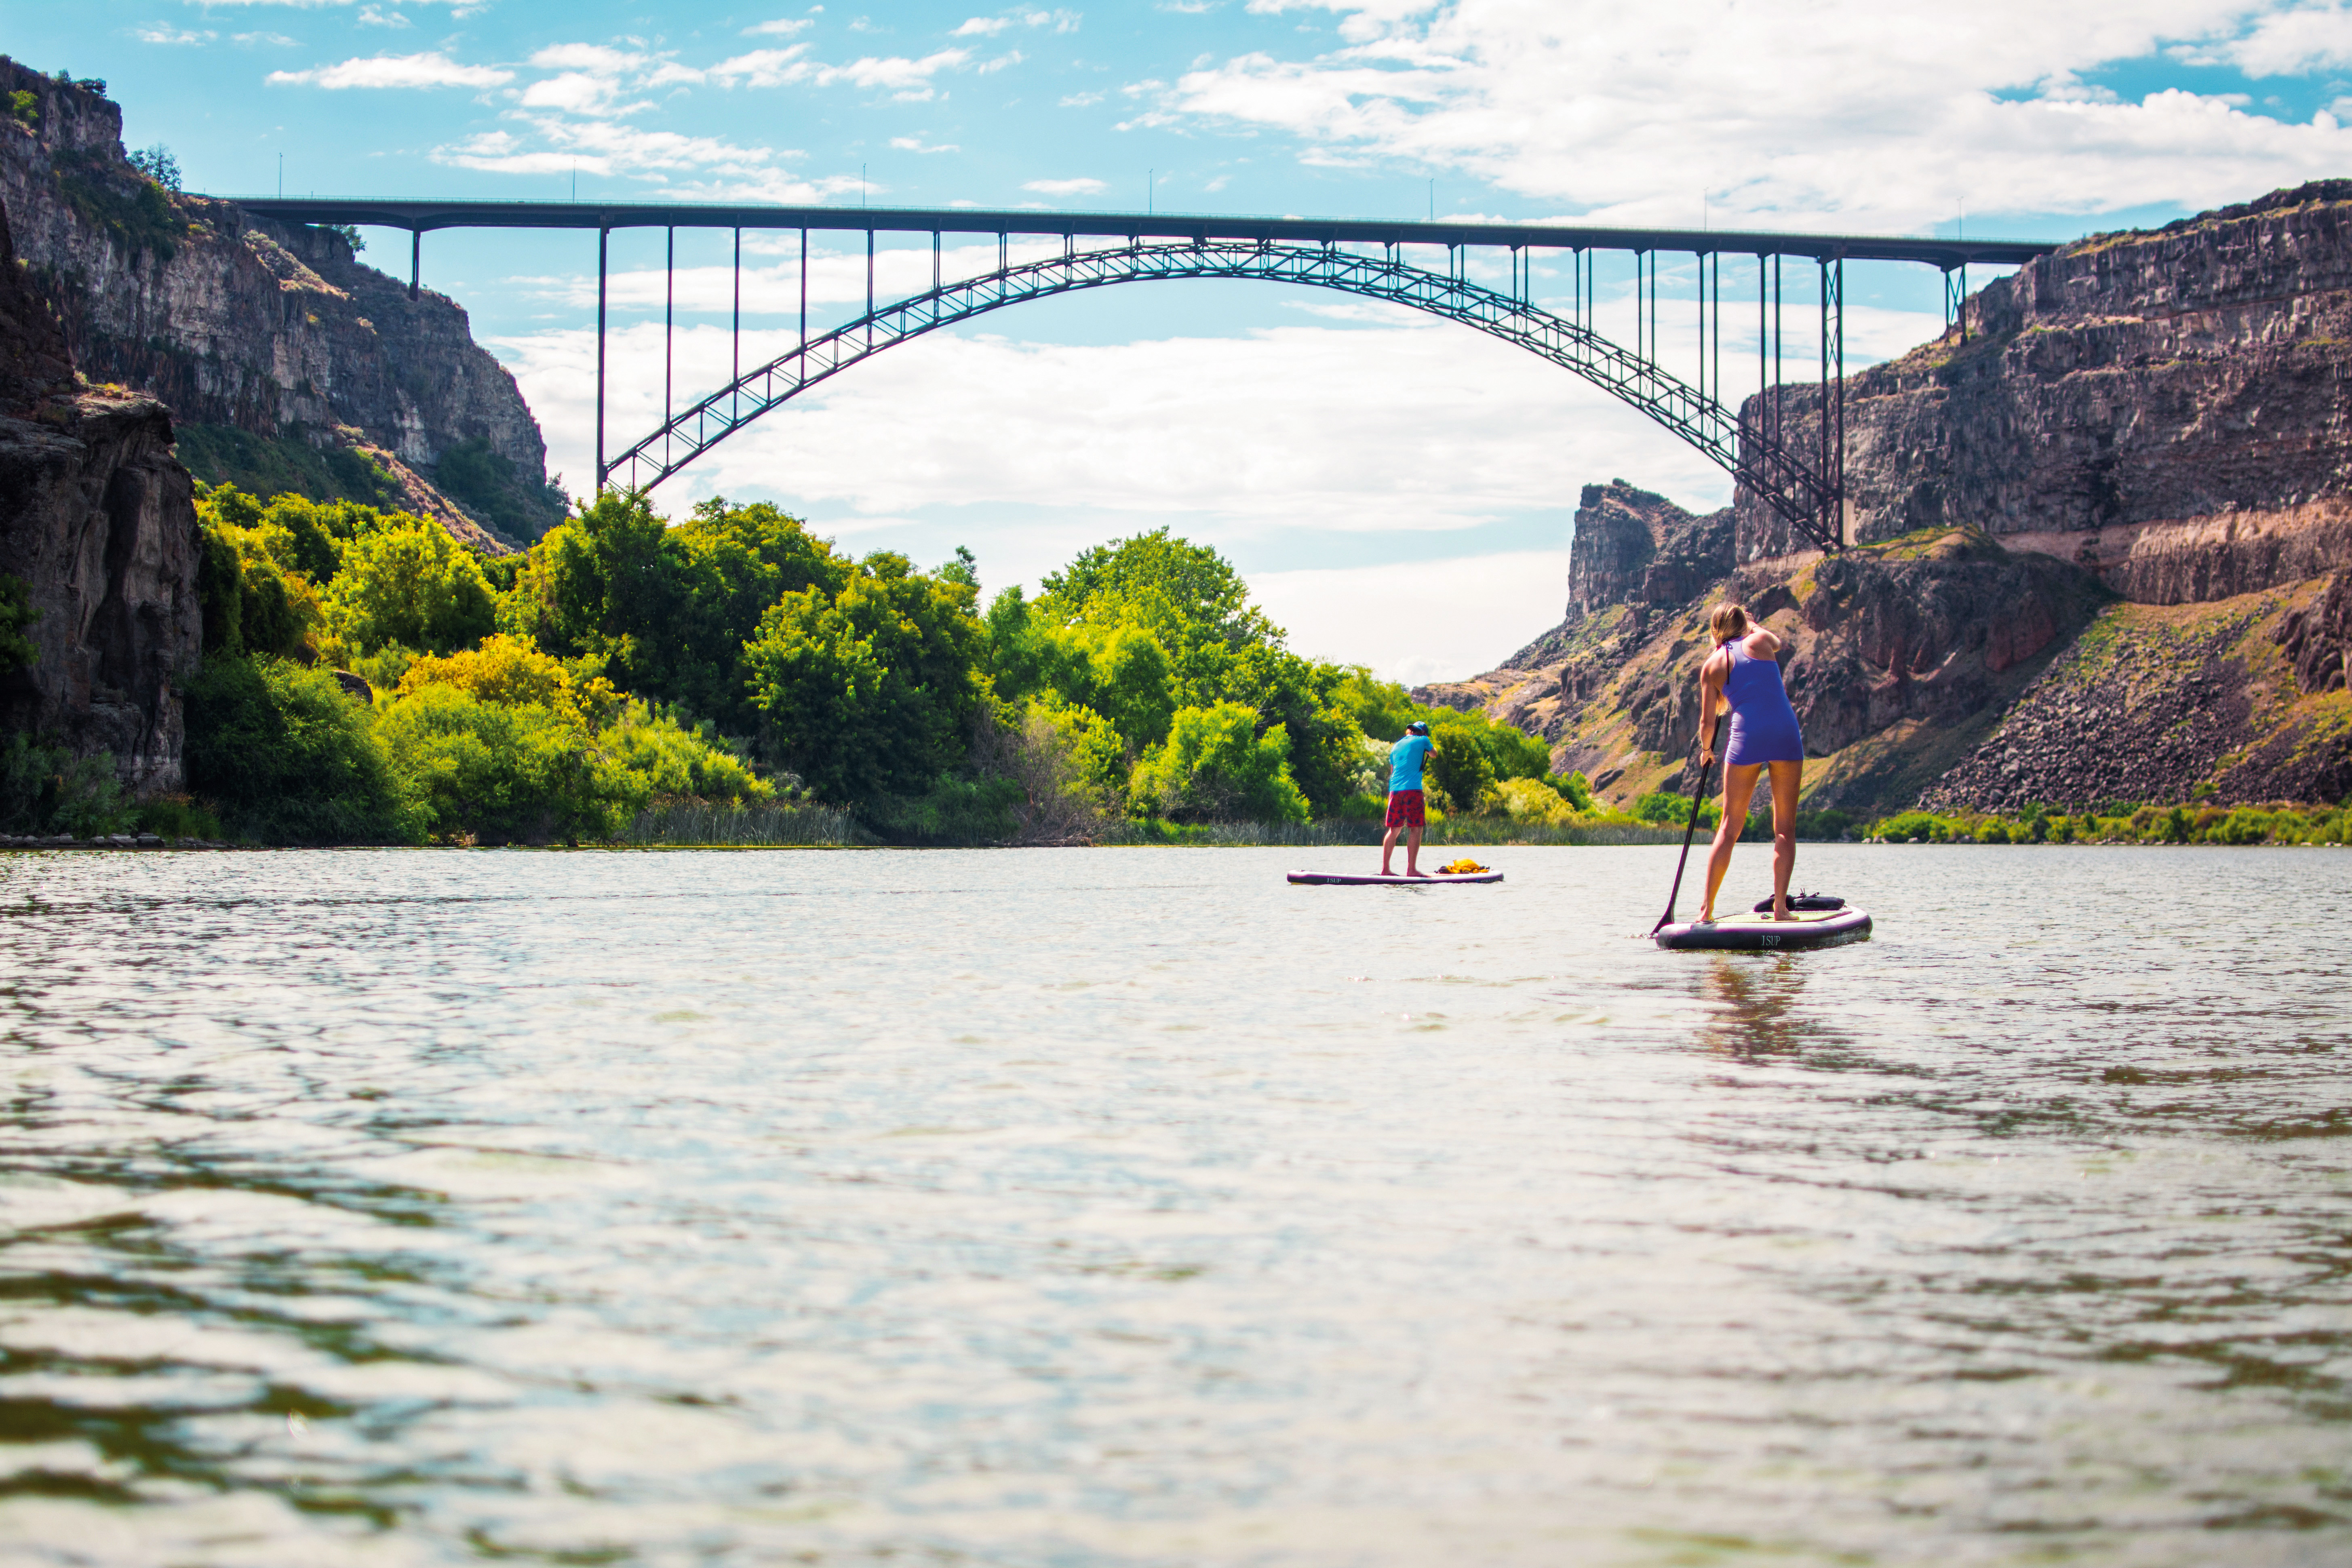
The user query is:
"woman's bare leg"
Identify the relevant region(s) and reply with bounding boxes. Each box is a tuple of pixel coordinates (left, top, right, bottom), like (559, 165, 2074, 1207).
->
(1768, 759, 1801, 918)
(1700, 764, 1762, 920)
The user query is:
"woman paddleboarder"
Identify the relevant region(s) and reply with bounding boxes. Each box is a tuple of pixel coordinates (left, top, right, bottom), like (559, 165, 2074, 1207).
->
(1694, 603, 1804, 923)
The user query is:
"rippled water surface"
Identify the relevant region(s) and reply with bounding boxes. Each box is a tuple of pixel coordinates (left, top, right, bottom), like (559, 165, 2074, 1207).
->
(2, 845, 2350, 1566)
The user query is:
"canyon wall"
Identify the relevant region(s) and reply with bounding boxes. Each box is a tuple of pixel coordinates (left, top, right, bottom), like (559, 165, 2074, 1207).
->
(1735, 182, 2352, 604)
(0, 196, 200, 789)
(0, 61, 558, 548)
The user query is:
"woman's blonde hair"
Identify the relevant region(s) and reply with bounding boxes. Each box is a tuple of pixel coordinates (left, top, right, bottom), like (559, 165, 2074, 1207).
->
(1709, 603, 1750, 645)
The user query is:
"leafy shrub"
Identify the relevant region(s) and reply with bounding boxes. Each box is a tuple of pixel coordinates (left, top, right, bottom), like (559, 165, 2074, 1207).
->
(1871, 810, 1951, 843)
(395, 633, 619, 727)
(0, 733, 131, 837)
(1635, 790, 1719, 828)
(1496, 776, 1575, 826)
(1547, 770, 1593, 811)
(2212, 808, 2272, 845)
(1130, 701, 1309, 823)
(375, 683, 624, 845)
(183, 655, 420, 843)
(0, 573, 37, 674)
(601, 703, 770, 803)
(134, 794, 221, 841)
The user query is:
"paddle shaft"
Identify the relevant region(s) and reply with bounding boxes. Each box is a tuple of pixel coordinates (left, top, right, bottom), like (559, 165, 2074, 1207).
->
(1651, 740, 1717, 934)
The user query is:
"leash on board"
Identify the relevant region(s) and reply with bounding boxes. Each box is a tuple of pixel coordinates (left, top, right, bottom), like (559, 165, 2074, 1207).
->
(1650, 736, 1716, 935)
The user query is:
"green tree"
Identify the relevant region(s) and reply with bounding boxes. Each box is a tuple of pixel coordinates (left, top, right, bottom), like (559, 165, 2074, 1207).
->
(504, 491, 845, 732)
(1130, 701, 1309, 824)
(1035, 528, 1283, 703)
(323, 520, 496, 655)
(741, 550, 988, 801)
(183, 655, 422, 843)
(1427, 717, 1499, 811)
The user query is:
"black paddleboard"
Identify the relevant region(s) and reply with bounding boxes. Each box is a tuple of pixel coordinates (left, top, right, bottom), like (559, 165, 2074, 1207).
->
(1654, 905, 1871, 950)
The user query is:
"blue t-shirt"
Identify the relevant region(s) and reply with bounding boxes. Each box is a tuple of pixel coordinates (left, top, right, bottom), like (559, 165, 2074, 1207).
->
(1388, 733, 1432, 792)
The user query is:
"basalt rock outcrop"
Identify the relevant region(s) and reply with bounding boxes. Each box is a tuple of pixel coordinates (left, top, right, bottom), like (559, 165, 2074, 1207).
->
(2276, 569, 2352, 695)
(1920, 580, 2352, 811)
(0, 198, 200, 789)
(0, 61, 556, 546)
(1737, 182, 2352, 603)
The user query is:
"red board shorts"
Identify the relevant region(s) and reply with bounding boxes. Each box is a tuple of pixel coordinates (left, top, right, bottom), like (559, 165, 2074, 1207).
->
(1385, 789, 1426, 829)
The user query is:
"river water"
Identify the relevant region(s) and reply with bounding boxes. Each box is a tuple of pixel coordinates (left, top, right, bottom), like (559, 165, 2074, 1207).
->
(0, 845, 2348, 1566)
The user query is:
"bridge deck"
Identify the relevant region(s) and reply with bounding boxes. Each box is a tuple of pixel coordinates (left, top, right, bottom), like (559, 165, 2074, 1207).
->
(225, 196, 2053, 269)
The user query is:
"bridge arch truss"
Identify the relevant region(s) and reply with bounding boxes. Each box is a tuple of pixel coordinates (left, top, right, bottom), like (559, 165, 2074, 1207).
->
(607, 238, 1853, 550)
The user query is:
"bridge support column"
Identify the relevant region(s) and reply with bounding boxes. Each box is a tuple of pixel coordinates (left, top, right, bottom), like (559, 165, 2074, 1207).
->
(595, 225, 607, 491)
(409, 228, 419, 301)
(664, 225, 674, 427)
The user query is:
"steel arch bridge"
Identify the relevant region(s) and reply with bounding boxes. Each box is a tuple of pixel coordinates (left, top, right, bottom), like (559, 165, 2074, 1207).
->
(236, 197, 2055, 555)
(606, 238, 1859, 545)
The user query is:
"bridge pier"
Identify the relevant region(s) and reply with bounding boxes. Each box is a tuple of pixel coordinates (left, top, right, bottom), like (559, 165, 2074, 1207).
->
(595, 225, 607, 488)
(409, 228, 419, 301)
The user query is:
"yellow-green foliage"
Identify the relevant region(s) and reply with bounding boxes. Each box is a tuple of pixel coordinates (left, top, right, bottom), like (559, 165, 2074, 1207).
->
(1130, 700, 1309, 823)
(1867, 802, 2351, 846)
(1496, 776, 1575, 826)
(601, 703, 771, 803)
(325, 520, 497, 657)
(395, 634, 621, 729)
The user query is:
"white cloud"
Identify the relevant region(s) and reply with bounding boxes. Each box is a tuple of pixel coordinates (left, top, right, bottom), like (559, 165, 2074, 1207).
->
(232, 31, 299, 44)
(744, 17, 814, 35)
(527, 43, 647, 74)
(137, 23, 215, 43)
(1254, 552, 1576, 683)
(355, 4, 409, 26)
(1060, 89, 1104, 105)
(518, 72, 632, 113)
(434, 118, 786, 179)
(2180, 4, 2352, 74)
(890, 136, 961, 152)
(1143, 0, 2352, 230)
(1022, 175, 1106, 194)
(704, 43, 980, 98)
(268, 51, 513, 89)
(955, 8, 1080, 35)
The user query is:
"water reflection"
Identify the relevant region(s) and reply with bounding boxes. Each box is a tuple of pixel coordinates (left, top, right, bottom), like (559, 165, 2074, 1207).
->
(0, 845, 2347, 1564)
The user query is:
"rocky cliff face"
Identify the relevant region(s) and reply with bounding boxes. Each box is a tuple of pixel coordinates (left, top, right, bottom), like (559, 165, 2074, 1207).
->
(0, 61, 556, 547)
(1419, 524, 2112, 810)
(1736, 182, 2352, 603)
(0, 197, 200, 789)
(1420, 184, 2352, 815)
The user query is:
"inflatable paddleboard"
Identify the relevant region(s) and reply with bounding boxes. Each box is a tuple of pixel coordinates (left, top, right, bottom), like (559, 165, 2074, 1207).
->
(1653, 904, 1871, 950)
(1288, 870, 1504, 885)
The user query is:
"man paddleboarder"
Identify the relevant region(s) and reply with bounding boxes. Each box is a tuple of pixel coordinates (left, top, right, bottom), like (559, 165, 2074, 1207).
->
(1695, 603, 1804, 922)
(1380, 720, 1434, 878)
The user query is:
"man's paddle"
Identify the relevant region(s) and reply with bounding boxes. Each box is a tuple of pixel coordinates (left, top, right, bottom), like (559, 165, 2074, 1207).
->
(1650, 739, 1717, 935)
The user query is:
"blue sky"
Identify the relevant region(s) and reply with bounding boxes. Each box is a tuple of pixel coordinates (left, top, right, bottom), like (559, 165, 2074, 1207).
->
(28, 1, 2352, 679)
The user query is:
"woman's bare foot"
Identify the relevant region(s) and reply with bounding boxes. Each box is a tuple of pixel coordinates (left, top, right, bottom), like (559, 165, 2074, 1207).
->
(1772, 900, 1795, 921)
